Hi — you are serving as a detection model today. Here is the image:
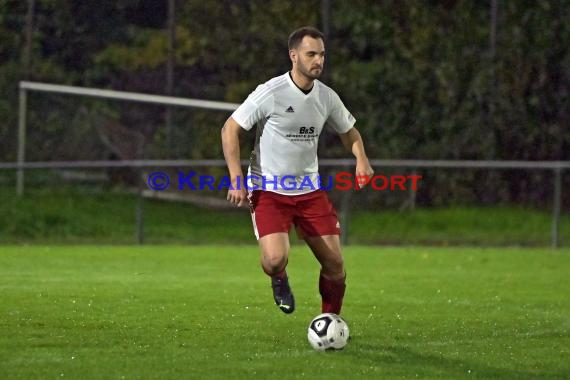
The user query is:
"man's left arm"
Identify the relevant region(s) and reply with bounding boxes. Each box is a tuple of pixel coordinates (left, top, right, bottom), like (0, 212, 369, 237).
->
(339, 127, 374, 188)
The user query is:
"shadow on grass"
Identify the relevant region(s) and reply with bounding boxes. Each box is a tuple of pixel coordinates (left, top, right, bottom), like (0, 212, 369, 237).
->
(345, 337, 566, 379)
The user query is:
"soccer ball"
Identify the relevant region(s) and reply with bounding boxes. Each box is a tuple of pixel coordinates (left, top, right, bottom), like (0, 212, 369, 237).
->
(307, 313, 349, 351)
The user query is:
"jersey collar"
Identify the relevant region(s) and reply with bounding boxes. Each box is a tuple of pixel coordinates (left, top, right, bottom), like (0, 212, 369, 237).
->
(287, 71, 316, 96)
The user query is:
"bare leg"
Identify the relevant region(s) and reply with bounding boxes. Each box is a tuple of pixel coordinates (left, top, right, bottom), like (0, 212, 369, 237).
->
(258, 232, 290, 276)
(305, 234, 346, 314)
(304, 234, 344, 280)
(259, 232, 295, 313)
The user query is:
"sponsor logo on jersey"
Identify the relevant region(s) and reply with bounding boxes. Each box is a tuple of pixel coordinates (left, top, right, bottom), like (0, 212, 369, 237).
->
(299, 126, 315, 134)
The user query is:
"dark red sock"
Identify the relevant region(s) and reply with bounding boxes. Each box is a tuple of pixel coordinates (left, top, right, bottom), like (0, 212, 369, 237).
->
(272, 268, 287, 279)
(319, 274, 346, 314)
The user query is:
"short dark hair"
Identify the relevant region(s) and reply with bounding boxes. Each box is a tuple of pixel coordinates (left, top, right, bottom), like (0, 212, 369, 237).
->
(288, 26, 325, 50)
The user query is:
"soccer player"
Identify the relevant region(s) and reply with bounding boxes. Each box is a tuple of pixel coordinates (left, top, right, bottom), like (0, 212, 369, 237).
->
(221, 26, 373, 315)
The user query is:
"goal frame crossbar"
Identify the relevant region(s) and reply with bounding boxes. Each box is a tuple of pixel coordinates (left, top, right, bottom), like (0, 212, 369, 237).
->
(16, 81, 240, 195)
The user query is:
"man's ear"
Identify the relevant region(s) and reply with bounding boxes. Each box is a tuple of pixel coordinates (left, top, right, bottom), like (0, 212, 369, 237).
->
(289, 49, 296, 64)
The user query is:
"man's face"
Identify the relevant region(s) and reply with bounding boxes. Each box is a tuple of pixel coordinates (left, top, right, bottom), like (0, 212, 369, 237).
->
(291, 36, 325, 79)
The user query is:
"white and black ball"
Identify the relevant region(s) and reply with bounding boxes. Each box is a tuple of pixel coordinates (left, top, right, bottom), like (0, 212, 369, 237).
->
(307, 313, 349, 351)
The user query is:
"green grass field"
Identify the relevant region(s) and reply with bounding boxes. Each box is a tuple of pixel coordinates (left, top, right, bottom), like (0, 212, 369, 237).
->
(1, 246, 568, 379)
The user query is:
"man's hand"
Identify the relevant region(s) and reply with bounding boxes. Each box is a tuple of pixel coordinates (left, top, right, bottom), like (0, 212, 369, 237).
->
(355, 159, 374, 189)
(227, 178, 248, 207)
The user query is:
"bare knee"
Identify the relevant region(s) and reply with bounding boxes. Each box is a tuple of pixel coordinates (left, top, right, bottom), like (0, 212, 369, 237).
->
(320, 255, 344, 280)
(261, 254, 287, 276)
(258, 233, 290, 276)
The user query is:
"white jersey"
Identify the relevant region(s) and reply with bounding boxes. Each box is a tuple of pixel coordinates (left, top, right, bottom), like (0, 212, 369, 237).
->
(232, 72, 356, 195)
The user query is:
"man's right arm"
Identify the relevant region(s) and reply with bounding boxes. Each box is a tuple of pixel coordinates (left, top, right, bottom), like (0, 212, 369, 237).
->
(221, 117, 247, 206)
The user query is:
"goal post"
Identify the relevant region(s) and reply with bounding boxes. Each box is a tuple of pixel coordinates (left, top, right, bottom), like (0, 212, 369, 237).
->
(16, 81, 240, 195)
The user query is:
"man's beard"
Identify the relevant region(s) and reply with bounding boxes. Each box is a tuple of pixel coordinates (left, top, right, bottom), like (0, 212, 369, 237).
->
(299, 62, 322, 79)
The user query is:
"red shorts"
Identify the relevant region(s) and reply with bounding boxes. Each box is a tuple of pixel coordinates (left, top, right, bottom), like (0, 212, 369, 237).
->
(248, 190, 341, 239)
